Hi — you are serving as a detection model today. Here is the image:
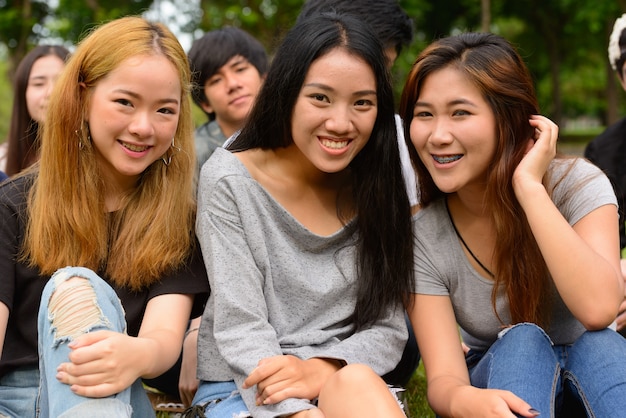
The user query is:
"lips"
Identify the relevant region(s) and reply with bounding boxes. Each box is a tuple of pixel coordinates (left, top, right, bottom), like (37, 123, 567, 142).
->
(230, 95, 250, 105)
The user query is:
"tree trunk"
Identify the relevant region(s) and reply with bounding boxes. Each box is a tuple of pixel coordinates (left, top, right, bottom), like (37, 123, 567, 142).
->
(481, 0, 491, 32)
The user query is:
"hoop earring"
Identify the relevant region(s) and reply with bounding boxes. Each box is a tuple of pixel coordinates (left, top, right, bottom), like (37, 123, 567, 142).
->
(74, 123, 90, 150)
(161, 137, 181, 166)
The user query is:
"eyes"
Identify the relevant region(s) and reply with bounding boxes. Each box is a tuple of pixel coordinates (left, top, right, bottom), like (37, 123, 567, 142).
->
(114, 98, 178, 116)
(207, 63, 251, 86)
(307, 93, 376, 109)
(28, 79, 51, 89)
(414, 108, 472, 118)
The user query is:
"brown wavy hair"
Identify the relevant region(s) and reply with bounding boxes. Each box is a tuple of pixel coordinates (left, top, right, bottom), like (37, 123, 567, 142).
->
(400, 32, 553, 326)
(22, 16, 196, 290)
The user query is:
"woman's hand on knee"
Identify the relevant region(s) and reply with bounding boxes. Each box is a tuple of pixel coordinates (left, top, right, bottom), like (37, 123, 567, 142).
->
(449, 387, 540, 418)
(56, 330, 151, 398)
(243, 355, 341, 405)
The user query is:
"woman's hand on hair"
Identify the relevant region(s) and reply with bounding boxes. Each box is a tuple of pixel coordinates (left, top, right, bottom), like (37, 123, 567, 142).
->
(242, 355, 341, 406)
(511, 115, 559, 201)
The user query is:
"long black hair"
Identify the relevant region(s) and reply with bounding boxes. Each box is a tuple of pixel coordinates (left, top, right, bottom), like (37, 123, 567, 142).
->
(230, 12, 414, 328)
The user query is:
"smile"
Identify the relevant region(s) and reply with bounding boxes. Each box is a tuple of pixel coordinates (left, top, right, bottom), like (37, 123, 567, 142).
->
(120, 141, 150, 152)
(320, 138, 350, 149)
(433, 154, 462, 164)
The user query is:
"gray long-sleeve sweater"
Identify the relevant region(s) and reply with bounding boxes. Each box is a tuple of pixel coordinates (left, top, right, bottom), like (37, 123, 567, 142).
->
(195, 147, 407, 418)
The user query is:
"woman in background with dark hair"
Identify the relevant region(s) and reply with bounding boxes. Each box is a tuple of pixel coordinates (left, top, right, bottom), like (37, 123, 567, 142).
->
(3, 45, 69, 176)
(403, 32, 626, 417)
(189, 12, 413, 418)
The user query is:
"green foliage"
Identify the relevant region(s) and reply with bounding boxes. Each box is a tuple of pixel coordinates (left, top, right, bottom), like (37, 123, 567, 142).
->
(0, 57, 12, 143)
(53, 0, 154, 42)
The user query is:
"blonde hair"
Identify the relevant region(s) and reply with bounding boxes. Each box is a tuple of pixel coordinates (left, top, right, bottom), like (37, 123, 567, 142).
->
(22, 16, 196, 290)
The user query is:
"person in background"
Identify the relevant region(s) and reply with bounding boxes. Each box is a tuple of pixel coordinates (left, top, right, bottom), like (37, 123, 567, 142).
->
(584, 13, 626, 337)
(187, 12, 413, 418)
(404, 31, 626, 417)
(1, 45, 70, 176)
(187, 27, 268, 173)
(0, 16, 208, 417)
(296, 0, 419, 389)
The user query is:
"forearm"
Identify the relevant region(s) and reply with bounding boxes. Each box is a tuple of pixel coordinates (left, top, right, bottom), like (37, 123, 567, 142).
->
(0, 302, 8, 355)
(137, 328, 185, 379)
(516, 182, 622, 327)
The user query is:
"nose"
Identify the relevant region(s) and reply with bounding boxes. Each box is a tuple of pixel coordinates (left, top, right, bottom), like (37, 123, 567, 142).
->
(44, 79, 55, 99)
(429, 117, 453, 146)
(128, 112, 155, 138)
(225, 72, 242, 92)
(324, 106, 352, 135)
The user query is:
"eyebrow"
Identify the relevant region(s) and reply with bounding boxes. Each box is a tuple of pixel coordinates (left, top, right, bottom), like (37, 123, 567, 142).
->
(303, 82, 376, 97)
(415, 98, 478, 107)
(114, 89, 179, 105)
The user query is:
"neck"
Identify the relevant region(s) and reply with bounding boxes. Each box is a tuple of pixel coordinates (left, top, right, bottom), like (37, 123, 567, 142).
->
(449, 190, 489, 219)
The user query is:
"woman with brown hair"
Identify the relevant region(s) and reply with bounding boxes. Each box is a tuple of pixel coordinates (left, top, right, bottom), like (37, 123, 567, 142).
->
(403, 32, 626, 417)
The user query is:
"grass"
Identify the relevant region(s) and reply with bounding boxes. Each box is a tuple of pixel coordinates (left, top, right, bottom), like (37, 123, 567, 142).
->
(405, 363, 435, 418)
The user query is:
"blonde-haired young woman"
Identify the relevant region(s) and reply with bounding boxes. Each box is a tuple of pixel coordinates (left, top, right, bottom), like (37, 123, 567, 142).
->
(0, 16, 208, 417)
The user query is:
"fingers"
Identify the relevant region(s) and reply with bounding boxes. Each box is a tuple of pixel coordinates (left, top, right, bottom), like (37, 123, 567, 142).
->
(498, 390, 540, 417)
(528, 115, 558, 149)
(68, 329, 113, 349)
(243, 356, 284, 389)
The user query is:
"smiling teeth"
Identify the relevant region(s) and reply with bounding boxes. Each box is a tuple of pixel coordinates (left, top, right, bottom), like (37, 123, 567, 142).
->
(321, 139, 349, 149)
(433, 155, 462, 164)
(121, 142, 149, 152)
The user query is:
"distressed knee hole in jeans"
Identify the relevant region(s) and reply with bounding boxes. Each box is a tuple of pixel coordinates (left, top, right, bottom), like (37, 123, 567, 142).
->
(48, 276, 110, 342)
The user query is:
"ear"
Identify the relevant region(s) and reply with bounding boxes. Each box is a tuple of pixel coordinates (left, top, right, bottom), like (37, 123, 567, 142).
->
(200, 100, 214, 115)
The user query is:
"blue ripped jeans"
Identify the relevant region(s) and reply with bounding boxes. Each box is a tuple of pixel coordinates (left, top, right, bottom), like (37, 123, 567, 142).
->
(467, 323, 626, 417)
(37, 267, 154, 418)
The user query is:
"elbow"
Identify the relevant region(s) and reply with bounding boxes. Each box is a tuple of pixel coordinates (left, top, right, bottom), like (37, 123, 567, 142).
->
(578, 307, 619, 331)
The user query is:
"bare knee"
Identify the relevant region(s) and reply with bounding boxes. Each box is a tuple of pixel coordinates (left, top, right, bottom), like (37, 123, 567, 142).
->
(320, 364, 382, 399)
(48, 276, 102, 339)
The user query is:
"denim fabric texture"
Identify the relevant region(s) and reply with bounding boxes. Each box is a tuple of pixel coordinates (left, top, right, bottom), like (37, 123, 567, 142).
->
(190, 380, 250, 418)
(468, 322, 626, 417)
(0, 365, 39, 417)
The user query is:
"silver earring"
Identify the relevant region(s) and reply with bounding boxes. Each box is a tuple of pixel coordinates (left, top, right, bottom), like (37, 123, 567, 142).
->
(161, 137, 181, 166)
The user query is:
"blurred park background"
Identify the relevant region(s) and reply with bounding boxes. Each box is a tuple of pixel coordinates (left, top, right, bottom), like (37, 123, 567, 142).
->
(1, 0, 626, 155)
(8, 2, 626, 416)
